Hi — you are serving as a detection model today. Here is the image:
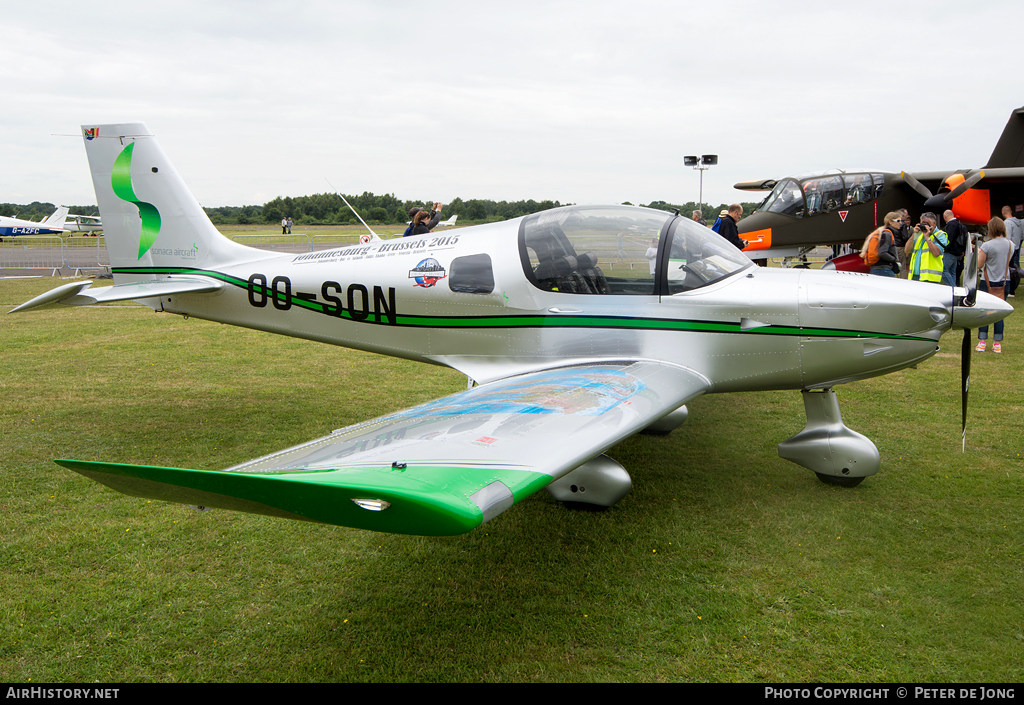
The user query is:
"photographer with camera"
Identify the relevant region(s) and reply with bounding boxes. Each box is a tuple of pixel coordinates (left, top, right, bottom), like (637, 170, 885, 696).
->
(904, 212, 947, 283)
(404, 202, 444, 237)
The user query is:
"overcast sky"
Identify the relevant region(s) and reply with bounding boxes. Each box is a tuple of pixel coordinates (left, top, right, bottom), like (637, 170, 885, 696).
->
(2, 0, 1022, 212)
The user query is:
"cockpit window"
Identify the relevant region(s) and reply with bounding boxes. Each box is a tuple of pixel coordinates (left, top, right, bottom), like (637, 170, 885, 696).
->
(664, 218, 753, 294)
(843, 174, 873, 206)
(519, 206, 671, 295)
(802, 175, 843, 215)
(765, 180, 804, 218)
(760, 172, 887, 219)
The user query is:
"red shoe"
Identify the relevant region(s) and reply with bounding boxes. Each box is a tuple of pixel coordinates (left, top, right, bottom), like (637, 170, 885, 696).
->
(993, 342, 1002, 354)
(975, 340, 986, 352)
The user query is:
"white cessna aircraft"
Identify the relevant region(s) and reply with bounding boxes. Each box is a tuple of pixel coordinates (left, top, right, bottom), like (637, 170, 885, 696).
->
(0, 205, 69, 238)
(63, 213, 103, 233)
(10, 123, 1013, 536)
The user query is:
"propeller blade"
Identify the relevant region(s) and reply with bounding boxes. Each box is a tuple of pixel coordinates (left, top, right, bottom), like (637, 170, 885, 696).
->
(923, 171, 986, 212)
(958, 234, 979, 452)
(963, 235, 978, 306)
(961, 327, 971, 452)
(901, 171, 934, 199)
(944, 170, 985, 202)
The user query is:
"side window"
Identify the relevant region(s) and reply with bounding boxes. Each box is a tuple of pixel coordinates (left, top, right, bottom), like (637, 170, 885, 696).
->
(664, 218, 752, 294)
(843, 174, 873, 206)
(766, 180, 804, 218)
(520, 207, 670, 295)
(449, 254, 494, 294)
(872, 173, 885, 199)
(802, 176, 843, 215)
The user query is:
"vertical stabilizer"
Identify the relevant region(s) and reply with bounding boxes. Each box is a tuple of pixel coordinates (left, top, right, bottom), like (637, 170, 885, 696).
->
(42, 206, 69, 227)
(984, 106, 1024, 169)
(81, 123, 256, 280)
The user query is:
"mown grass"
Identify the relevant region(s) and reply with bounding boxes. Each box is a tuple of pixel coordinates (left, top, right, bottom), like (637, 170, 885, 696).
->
(1, 277, 1021, 683)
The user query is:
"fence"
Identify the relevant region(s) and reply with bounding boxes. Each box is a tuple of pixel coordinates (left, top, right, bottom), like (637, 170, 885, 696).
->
(65, 236, 110, 275)
(0, 236, 66, 275)
(230, 234, 311, 253)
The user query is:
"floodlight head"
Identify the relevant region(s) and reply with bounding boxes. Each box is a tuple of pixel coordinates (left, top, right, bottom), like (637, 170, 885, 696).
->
(684, 156, 699, 166)
(702, 155, 718, 165)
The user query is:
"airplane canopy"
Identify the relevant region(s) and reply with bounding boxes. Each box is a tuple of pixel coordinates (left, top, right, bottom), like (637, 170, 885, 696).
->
(757, 172, 885, 219)
(519, 205, 751, 295)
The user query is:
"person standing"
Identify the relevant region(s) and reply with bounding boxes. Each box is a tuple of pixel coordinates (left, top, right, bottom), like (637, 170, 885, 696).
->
(286, 217, 293, 235)
(717, 204, 747, 250)
(904, 212, 946, 283)
(976, 217, 1014, 353)
(895, 208, 912, 278)
(645, 238, 658, 275)
(281, 216, 288, 235)
(942, 210, 969, 286)
(868, 212, 901, 277)
(1001, 206, 1021, 297)
(404, 203, 443, 237)
(691, 210, 707, 227)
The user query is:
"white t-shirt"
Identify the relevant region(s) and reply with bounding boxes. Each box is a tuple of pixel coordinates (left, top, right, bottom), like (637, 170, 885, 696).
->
(645, 246, 658, 274)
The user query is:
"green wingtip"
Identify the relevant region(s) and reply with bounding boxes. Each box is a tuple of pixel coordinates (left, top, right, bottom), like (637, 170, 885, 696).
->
(56, 459, 550, 536)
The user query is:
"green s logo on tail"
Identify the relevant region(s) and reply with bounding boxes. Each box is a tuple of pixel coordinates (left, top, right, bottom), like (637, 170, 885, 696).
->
(111, 142, 162, 260)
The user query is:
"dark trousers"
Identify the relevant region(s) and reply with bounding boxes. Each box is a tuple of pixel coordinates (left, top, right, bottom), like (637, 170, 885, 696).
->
(1005, 248, 1020, 297)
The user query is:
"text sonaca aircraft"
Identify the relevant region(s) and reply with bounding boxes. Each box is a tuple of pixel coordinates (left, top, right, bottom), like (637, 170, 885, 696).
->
(734, 106, 1024, 262)
(0, 205, 69, 239)
(10, 123, 1013, 536)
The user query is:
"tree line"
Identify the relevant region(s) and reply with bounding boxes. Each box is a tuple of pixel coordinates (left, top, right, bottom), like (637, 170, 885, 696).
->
(211, 193, 762, 225)
(4, 197, 762, 226)
(1, 202, 99, 220)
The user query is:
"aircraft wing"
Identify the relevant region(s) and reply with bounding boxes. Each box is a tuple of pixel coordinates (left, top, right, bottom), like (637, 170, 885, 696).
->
(9, 277, 224, 313)
(733, 178, 778, 191)
(57, 361, 711, 536)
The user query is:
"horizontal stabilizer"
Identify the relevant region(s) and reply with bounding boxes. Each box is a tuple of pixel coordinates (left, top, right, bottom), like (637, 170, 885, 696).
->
(9, 277, 223, 313)
(57, 459, 551, 536)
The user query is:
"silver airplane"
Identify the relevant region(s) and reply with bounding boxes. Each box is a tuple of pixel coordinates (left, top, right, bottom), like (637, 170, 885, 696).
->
(11, 123, 1013, 536)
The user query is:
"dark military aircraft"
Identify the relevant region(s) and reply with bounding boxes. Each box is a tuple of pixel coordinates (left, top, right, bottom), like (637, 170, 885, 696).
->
(733, 105, 1024, 262)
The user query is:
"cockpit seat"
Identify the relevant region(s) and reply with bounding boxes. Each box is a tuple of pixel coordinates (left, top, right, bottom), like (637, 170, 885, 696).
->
(576, 252, 610, 294)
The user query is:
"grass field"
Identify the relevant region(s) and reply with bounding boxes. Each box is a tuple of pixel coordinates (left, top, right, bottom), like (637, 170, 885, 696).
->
(1, 276, 1022, 683)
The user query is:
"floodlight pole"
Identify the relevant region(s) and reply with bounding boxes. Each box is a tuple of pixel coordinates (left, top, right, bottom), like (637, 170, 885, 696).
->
(684, 155, 718, 218)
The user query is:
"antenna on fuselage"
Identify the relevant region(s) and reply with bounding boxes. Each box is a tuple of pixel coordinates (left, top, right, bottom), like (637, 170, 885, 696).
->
(326, 179, 380, 242)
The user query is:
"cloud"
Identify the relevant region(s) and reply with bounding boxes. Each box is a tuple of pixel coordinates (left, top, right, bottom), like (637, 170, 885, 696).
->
(2, 0, 1021, 208)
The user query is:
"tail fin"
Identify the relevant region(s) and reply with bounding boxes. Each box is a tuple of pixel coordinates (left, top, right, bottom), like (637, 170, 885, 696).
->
(42, 205, 69, 227)
(81, 123, 255, 278)
(984, 106, 1024, 168)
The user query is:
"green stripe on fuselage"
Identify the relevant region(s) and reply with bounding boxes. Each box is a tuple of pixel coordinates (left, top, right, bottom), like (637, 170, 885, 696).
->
(112, 266, 934, 342)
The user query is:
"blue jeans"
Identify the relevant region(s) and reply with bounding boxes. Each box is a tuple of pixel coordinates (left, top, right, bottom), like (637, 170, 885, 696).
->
(942, 251, 961, 286)
(978, 280, 1005, 341)
(870, 266, 896, 277)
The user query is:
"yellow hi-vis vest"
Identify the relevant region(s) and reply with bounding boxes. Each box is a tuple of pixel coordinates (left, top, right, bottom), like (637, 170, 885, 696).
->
(908, 230, 946, 283)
